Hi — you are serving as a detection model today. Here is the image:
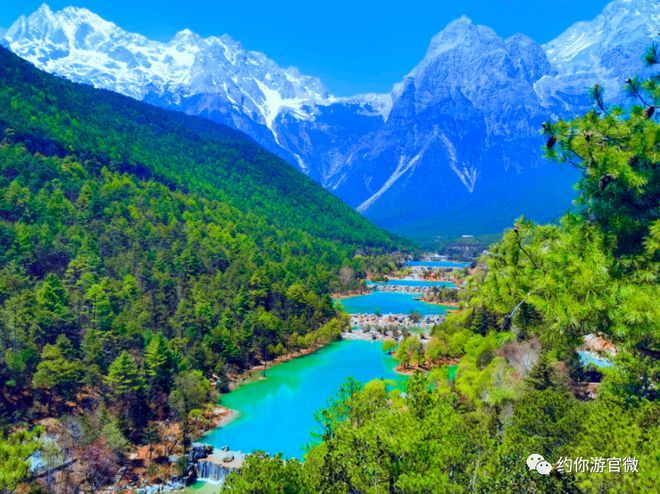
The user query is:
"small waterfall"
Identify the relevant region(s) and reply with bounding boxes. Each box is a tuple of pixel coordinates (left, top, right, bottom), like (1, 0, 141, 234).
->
(196, 459, 231, 483)
(195, 449, 245, 484)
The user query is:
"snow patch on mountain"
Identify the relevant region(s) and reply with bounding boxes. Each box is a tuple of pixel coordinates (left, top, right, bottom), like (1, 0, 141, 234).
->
(357, 134, 433, 213)
(3, 3, 329, 136)
(331, 93, 393, 121)
(437, 131, 477, 193)
(545, 0, 657, 66)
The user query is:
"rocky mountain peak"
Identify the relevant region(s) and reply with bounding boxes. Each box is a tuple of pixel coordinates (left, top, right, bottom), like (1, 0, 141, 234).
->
(171, 29, 200, 45)
(540, 0, 658, 101)
(506, 33, 554, 82)
(544, 0, 658, 67)
(423, 15, 501, 61)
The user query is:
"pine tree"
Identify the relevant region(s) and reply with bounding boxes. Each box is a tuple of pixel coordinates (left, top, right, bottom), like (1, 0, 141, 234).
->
(219, 327, 239, 363)
(105, 351, 146, 433)
(144, 333, 174, 393)
(544, 52, 659, 256)
(526, 354, 569, 393)
(106, 351, 144, 398)
(168, 370, 210, 447)
(469, 307, 491, 336)
(35, 274, 72, 341)
(32, 336, 83, 411)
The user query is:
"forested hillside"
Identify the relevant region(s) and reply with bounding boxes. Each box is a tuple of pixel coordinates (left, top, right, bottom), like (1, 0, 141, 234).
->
(0, 46, 400, 489)
(0, 47, 394, 246)
(223, 49, 659, 493)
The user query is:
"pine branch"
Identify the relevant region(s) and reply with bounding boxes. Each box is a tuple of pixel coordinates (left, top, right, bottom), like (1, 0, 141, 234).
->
(625, 78, 655, 109)
(513, 226, 547, 274)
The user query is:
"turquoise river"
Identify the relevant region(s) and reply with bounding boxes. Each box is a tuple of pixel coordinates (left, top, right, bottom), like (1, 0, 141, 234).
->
(338, 291, 450, 315)
(366, 279, 456, 288)
(201, 339, 405, 459)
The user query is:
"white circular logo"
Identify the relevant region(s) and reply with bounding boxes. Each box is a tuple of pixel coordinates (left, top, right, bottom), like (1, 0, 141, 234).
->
(527, 454, 553, 475)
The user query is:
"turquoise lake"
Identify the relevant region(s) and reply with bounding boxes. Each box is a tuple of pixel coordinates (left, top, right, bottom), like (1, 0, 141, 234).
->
(366, 279, 456, 288)
(337, 291, 449, 315)
(405, 260, 470, 268)
(201, 340, 404, 459)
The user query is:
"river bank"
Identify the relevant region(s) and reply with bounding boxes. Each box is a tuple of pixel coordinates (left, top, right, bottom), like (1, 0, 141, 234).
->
(342, 329, 398, 342)
(395, 356, 460, 375)
(420, 297, 460, 308)
(332, 289, 370, 299)
(372, 275, 458, 283)
(349, 312, 444, 328)
(369, 283, 456, 294)
(225, 343, 329, 390)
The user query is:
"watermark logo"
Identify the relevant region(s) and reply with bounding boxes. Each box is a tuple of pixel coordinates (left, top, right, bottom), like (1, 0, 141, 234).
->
(556, 456, 638, 473)
(527, 454, 553, 475)
(527, 455, 639, 475)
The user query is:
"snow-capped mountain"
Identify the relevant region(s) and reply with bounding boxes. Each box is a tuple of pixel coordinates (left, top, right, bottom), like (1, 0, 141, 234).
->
(542, 0, 658, 101)
(2, 4, 333, 165)
(276, 16, 577, 237)
(3, 0, 657, 238)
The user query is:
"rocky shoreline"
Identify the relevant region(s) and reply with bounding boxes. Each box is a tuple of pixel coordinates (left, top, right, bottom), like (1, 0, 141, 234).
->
(370, 284, 456, 294)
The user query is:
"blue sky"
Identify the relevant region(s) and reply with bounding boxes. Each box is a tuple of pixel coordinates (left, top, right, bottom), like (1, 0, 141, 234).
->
(1, 0, 611, 95)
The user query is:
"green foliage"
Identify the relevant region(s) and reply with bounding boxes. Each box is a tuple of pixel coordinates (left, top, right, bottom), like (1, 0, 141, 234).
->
(468, 306, 497, 336)
(144, 333, 176, 393)
(105, 351, 146, 433)
(101, 419, 131, 457)
(565, 397, 659, 493)
(394, 335, 424, 369)
(455, 356, 519, 407)
(226, 375, 481, 494)
(106, 351, 145, 398)
(223, 453, 313, 493)
(545, 78, 658, 256)
(503, 387, 581, 457)
(474, 57, 658, 348)
(381, 340, 397, 354)
(599, 352, 658, 405)
(0, 427, 42, 492)
(168, 370, 210, 416)
(168, 370, 210, 446)
(32, 335, 84, 407)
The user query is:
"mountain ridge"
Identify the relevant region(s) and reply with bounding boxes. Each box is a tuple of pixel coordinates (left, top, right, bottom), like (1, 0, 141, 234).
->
(3, 0, 657, 239)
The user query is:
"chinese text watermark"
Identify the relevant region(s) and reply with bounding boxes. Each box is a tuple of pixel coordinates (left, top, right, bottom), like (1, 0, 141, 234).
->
(555, 456, 638, 474)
